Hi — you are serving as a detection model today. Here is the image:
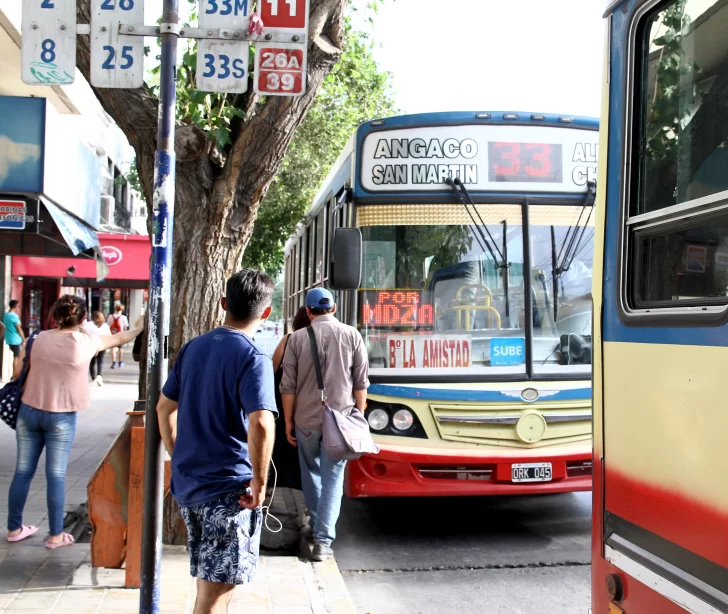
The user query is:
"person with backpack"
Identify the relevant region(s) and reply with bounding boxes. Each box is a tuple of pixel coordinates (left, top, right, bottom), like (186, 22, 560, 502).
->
(107, 304, 129, 368)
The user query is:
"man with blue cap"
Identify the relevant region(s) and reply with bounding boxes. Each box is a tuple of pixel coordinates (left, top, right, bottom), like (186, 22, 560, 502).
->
(280, 287, 369, 561)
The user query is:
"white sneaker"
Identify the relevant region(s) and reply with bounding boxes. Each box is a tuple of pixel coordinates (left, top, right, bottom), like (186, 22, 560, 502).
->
(95, 376, 103, 387)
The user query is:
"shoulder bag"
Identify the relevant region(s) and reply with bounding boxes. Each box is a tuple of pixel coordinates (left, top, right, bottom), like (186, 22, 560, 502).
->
(0, 330, 41, 430)
(306, 326, 379, 461)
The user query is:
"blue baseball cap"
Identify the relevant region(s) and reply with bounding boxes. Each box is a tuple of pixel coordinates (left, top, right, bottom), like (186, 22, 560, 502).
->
(306, 287, 334, 309)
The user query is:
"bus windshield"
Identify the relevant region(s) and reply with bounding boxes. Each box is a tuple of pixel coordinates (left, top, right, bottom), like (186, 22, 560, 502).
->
(358, 204, 593, 377)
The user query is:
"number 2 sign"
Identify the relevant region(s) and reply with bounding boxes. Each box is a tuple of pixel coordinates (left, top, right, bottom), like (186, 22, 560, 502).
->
(254, 43, 306, 97)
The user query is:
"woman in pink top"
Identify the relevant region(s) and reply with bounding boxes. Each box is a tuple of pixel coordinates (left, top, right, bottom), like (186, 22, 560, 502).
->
(7, 295, 142, 548)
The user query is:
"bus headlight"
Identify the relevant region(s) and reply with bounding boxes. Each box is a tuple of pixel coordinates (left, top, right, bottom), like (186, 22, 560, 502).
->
(392, 409, 414, 431)
(367, 408, 389, 431)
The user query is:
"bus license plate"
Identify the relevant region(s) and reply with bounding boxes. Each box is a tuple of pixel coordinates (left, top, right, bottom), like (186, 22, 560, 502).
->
(512, 463, 552, 483)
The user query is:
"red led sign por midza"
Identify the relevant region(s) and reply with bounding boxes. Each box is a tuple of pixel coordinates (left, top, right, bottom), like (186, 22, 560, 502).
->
(361, 291, 434, 327)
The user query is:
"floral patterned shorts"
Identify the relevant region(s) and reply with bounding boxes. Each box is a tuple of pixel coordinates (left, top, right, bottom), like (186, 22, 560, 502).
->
(180, 490, 262, 585)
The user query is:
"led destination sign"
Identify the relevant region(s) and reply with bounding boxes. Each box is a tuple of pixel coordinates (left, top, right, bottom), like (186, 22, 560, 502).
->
(360, 290, 434, 328)
(360, 124, 598, 193)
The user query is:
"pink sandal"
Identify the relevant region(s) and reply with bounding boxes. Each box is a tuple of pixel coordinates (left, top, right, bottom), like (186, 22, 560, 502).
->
(7, 525, 39, 542)
(45, 532, 74, 549)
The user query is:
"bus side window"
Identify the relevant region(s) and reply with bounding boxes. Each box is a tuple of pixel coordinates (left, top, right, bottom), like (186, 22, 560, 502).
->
(624, 0, 728, 315)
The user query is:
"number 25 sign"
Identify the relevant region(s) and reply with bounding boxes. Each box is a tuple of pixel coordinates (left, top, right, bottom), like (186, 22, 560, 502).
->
(254, 43, 306, 97)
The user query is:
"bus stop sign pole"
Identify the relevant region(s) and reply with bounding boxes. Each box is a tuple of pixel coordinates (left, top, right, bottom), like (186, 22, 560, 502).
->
(140, 0, 179, 611)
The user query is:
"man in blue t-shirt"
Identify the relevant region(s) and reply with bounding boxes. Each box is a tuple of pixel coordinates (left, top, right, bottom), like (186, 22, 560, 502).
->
(2, 300, 25, 374)
(157, 269, 277, 613)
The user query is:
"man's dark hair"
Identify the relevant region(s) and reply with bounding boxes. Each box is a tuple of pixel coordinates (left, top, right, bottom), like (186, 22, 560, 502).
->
(8, 300, 18, 310)
(226, 269, 275, 323)
(309, 306, 335, 316)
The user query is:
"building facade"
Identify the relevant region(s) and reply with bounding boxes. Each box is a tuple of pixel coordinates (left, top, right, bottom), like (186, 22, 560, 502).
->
(0, 7, 148, 379)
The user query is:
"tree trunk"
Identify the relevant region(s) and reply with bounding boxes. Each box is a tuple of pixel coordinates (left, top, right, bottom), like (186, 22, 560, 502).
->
(75, 0, 346, 356)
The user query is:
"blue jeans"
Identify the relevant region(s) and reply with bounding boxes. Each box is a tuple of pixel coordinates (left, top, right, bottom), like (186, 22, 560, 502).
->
(8, 404, 77, 535)
(296, 428, 346, 546)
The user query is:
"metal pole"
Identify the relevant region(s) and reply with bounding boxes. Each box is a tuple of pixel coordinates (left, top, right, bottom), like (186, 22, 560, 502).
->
(140, 0, 179, 610)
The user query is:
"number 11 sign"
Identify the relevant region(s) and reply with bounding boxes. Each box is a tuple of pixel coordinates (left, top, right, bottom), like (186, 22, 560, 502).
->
(259, 0, 308, 31)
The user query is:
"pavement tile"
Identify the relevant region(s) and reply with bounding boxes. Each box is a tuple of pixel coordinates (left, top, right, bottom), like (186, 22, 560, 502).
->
(269, 606, 313, 614)
(271, 592, 311, 606)
(5, 590, 62, 608)
(228, 606, 273, 614)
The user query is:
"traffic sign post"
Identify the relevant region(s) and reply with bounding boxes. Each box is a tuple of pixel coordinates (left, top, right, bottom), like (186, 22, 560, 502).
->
(138, 0, 177, 609)
(19, 0, 312, 610)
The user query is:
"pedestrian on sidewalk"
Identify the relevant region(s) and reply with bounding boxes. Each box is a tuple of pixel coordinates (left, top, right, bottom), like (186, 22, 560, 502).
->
(270, 307, 310, 491)
(280, 288, 369, 562)
(107, 304, 129, 368)
(156, 269, 277, 614)
(6, 295, 142, 548)
(1, 300, 25, 377)
(83, 311, 111, 386)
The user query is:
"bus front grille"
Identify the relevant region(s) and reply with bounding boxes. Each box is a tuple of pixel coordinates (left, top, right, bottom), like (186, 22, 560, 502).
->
(429, 401, 591, 448)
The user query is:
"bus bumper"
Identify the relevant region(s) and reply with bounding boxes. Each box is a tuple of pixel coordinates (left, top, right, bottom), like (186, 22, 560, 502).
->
(345, 445, 592, 498)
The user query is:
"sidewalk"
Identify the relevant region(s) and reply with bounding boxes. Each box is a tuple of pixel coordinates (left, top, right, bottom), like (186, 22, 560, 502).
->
(0, 546, 355, 614)
(0, 362, 356, 614)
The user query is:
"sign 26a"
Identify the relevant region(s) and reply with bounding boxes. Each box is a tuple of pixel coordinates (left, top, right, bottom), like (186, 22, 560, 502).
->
(254, 43, 306, 96)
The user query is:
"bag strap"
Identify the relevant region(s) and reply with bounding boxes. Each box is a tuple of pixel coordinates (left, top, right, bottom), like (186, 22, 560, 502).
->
(20, 330, 40, 382)
(306, 327, 326, 404)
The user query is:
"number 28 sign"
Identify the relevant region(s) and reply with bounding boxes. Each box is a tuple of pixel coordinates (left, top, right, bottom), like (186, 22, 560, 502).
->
(254, 43, 306, 96)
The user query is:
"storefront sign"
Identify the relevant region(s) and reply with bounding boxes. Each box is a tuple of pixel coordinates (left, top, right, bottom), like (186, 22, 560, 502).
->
(102, 245, 123, 266)
(0, 199, 34, 230)
(387, 334, 471, 369)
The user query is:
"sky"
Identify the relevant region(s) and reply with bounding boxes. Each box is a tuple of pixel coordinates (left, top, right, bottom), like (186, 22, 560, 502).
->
(355, 0, 605, 118)
(142, 0, 606, 119)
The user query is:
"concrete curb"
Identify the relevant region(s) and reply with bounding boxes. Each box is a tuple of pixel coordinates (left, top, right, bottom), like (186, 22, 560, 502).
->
(305, 558, 358, 614)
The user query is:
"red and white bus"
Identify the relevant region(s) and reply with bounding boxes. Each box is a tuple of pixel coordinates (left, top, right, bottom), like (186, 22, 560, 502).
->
(284, 111, 598, 498)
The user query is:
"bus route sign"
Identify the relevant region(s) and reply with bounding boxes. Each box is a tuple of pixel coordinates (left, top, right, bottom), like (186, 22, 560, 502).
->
(259, 0, 309, 32)
(196, 0, 250, 93)
(21, 0, 77, 86)
(90, 0, 145, 88)
(254, 42, 307, 96)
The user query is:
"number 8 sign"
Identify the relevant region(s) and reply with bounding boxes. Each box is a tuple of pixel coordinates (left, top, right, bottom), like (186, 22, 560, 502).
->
(254, 43, 306, 97)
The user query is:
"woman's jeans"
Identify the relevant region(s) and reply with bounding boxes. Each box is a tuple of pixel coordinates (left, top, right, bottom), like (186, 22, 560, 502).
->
(296, 428, 346, 546)
(7, 404, 78, 535)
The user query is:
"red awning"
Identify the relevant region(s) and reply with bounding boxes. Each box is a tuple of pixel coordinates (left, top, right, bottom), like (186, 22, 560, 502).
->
(12, 233, 151, 282)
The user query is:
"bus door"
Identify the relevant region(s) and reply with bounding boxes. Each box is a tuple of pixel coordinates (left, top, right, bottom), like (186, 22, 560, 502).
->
(596, 0, 728, 612)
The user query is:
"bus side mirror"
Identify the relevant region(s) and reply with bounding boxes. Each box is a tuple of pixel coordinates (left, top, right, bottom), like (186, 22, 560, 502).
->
(330, 228, 362, 290)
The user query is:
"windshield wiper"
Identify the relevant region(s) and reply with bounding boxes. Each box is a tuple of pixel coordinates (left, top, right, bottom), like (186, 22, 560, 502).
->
(446, 177, 511, 317)
(445, 177, 490, 258)
(551, 180, 596, 321)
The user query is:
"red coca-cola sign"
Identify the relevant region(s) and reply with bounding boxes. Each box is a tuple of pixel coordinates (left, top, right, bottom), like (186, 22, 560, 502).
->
(102, 246, 123, 266)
